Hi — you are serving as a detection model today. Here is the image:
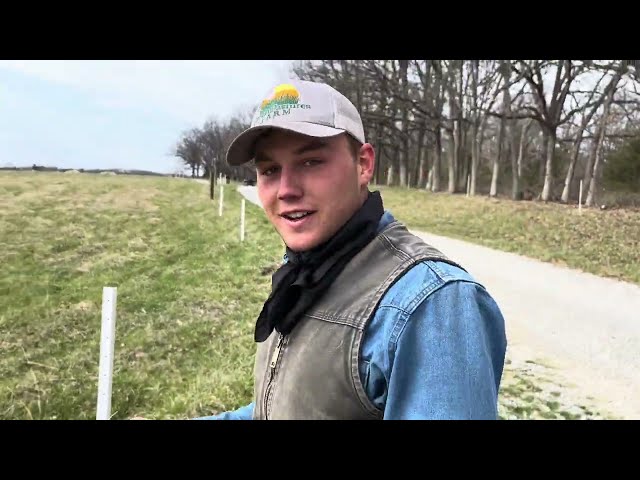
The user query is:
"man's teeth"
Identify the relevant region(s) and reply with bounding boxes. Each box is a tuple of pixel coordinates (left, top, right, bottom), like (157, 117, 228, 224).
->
(287, 212, 310, 219)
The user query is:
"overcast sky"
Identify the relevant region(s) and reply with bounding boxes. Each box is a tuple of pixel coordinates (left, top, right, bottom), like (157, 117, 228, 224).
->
(0, 60, 294, 173)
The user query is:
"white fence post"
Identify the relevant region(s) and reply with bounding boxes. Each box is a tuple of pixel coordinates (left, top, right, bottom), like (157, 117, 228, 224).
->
(579, 179, 583, 214)
(240, 198, 245, 241)
(97, 286, 117, 420)
(219, 185, 224, 217)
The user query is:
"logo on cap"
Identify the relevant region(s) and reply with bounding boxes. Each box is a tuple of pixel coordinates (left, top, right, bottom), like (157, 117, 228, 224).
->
(255, 83, 312, 125)
(260, 84, 300, 113)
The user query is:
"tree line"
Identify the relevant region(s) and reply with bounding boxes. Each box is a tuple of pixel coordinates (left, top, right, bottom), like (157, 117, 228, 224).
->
(174, 60, 640, 207)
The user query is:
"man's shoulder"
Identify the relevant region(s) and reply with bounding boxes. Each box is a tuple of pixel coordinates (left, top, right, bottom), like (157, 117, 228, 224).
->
(378, 258, 483, 316)
(374, 209, 488, 314)
(377, 214, 461, 267)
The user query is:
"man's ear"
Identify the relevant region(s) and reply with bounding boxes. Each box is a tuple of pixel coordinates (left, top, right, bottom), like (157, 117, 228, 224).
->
(358, 143, 375, 185)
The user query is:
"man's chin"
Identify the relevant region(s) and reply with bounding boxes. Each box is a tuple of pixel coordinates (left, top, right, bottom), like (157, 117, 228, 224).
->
(282, 234, 323, 253)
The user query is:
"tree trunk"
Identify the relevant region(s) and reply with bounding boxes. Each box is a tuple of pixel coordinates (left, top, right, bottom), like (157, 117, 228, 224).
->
(586, 73, 619, 207)
(541, 130, 556, 201)
(470, 121, 479, 196)
(517, 129, 525, 179)
(432, 127, 442, 192)
(448, 127, 456, 193)
(458, 125, 470, 192)
(586, 124, 607, 207)
(538, 132, 548, 187)
(419, 147, 430, 189)
(209, 164, 214, 200)
(387, 161, 394, 186)
(511, 150, 520, 199)
(451, 130, 461, 193)
(398, 60, 409, 187)
(373, 125, 383, 185)
(455, 61, 465, 192)
(585, 71, 622, 205)
(447, 61, 459, 194)
(561, 96, 604, 203)
(561, 136, 583, 203)
(516, 120, 530, 196)
(509, 126, 519, 200)
(490, 115, 505, 197)
(416, 125, 427, 188)
(583, 137, 596, 195)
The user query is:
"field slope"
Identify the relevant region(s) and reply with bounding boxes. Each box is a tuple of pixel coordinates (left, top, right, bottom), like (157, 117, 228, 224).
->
(1, 172, 281, 419)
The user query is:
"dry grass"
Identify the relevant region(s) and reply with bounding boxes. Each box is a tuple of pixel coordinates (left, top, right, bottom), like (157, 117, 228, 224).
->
(375, 185, 640, 285)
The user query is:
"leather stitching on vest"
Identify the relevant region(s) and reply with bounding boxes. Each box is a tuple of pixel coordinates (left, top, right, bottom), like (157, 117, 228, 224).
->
(379, 233, 412, 262)
(303, 312, 363, 329)
(350, 330, 383, 418)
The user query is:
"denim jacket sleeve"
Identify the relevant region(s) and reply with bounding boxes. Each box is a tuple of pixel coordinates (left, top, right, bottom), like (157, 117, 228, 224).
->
(359, 260, 507, 420)
(194, 402, 254, 420)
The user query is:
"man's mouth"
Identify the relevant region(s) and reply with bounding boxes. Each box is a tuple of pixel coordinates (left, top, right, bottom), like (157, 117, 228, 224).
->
(280, 211, 316, 222)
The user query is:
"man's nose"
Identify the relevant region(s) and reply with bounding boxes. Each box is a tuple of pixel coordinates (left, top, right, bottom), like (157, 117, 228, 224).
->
(277, 167, 302, 200)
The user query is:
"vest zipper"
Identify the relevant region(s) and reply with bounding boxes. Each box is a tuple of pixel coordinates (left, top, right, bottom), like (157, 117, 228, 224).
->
(264, 333, 285, 419)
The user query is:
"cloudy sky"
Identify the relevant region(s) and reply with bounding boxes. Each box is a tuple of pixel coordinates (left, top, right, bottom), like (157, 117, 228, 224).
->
(0, 60, 294, 173)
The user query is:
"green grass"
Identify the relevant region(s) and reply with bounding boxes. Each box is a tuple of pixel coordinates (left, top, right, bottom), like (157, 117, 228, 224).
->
(497, 364, 612, 420)
(2, 172, 632, 419)
(0, 171, 283, 419)
(374, 185, 640, 285)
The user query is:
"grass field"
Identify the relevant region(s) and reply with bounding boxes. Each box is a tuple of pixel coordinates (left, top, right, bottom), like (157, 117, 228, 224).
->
(1, 172, 637, 419)
(1, 171, 283, 419)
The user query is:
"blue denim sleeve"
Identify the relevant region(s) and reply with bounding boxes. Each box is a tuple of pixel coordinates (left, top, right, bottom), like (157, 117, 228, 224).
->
(193, 402, 255, 420)
(384, 280, 507, 420)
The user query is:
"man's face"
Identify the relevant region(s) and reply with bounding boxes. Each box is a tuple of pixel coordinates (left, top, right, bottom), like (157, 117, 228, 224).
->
(254, 130, 374, 252)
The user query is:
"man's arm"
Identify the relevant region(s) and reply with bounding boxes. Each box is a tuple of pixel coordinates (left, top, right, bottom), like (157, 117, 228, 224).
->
(194, 402, 255, 420)
(384, 280, 507, 420)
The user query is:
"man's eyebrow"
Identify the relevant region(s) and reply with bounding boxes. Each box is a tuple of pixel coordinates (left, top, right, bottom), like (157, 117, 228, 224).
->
(255, 139, 330, 163)
(294, 139, 329, 155)
(254, 151, 272, 164)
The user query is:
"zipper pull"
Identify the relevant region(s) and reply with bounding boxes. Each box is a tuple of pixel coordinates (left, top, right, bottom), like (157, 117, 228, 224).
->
(269, 334, 285, 369)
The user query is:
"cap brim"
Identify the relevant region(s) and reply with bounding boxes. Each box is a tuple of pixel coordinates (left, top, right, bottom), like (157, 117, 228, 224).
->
(225, 122, 346, 166)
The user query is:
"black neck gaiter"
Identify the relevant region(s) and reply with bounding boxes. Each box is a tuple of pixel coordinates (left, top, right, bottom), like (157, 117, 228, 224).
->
(254, 190, 385, 342)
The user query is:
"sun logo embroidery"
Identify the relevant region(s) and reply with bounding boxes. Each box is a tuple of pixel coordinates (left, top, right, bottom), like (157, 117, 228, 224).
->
(260, 84, 300, 114)
(254, 84, 311, 125)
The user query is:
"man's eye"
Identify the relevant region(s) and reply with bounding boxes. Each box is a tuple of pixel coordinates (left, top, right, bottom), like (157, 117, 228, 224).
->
(304, 159, 322, 167)
(260, 167, 278, 176)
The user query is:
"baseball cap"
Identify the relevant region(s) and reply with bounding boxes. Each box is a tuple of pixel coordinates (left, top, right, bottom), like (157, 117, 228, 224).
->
(225, 80, 365, 166)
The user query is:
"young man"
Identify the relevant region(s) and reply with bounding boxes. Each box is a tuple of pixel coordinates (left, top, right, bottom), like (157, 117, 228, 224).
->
(202, 79, 507, 420)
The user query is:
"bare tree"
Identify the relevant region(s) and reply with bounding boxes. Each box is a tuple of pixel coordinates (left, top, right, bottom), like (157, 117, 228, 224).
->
(559, 70, 609, 203)
(175, 128, 202, 178)
(512, 60, 588, 201)
(585, 66, 624, 206)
